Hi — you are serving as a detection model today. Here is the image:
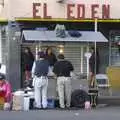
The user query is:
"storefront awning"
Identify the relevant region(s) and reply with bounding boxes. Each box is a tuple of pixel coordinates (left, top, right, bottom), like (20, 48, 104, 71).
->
(22, 30, 108, 42)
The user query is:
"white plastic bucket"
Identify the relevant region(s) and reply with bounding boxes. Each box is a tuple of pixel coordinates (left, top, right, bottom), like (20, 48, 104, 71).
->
(24, 96, 30, 111)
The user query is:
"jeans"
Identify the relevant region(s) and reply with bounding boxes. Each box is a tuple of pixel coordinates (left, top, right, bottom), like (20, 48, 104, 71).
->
(57, 76, 71, 108)
(33, 76, 48, 108)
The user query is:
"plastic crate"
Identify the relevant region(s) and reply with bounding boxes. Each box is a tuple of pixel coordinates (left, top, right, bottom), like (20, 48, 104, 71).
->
(47, 98, 55, 109)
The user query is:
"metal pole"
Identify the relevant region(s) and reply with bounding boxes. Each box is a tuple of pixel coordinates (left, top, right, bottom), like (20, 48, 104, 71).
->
(7, 1, 21, 89)
(0, 1, 4, 63)
(86, 46, 89, 81)
(80, 46, 83, 74)
(109, 31, 112, 66)
(6, 0, 11, 81)
(94, 19, 97, 87)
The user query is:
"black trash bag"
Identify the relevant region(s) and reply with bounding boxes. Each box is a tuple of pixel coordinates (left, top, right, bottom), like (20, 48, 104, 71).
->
(71, 89, 89, 108)
(68, 31, 82, 37)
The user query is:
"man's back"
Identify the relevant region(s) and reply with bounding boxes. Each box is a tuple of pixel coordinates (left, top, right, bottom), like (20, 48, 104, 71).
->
(34, 60, 49, 77)
(53, 60, 73, 77)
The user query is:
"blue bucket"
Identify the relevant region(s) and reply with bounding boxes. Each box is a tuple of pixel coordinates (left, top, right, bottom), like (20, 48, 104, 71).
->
(47, 98, 55, 108)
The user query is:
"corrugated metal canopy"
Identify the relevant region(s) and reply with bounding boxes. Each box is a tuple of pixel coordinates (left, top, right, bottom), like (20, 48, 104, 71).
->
(22, 30, 108, 42)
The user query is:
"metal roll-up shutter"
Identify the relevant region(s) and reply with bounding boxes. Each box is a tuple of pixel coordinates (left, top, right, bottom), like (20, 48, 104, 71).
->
(64, 43, 88, 74)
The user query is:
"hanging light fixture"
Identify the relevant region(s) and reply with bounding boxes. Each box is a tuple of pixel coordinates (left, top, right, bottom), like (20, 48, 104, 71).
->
(59, 48, 64, 54)
(58, 45, 64, 54)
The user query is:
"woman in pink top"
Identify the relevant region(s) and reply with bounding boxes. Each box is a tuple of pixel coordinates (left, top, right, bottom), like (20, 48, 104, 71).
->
(0, 73, 12, 110)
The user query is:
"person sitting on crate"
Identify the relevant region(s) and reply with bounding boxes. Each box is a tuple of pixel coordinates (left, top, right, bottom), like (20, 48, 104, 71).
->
(0, 73, 12, 110)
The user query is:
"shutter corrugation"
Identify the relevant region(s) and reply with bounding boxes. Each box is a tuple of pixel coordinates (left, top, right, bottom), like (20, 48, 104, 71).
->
(64, 44, 87, 74)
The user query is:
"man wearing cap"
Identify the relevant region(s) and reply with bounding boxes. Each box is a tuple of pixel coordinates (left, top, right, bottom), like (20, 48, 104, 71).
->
(53, 54, 74, 108)
(32, 51, 49, 109)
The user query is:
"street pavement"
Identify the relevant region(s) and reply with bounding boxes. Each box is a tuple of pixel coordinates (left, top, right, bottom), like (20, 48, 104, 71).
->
(0, 106, 120, 120)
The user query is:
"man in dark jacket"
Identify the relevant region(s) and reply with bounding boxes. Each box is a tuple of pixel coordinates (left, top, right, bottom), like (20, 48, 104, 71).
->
(53, 54, 74, 108)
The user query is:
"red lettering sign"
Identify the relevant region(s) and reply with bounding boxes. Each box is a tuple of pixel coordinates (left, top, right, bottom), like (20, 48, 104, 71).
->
(33, 3, 41, 18)
(91, 4, 99, 19)
(32, 2, 110, 19)
(102, 4, 110, 19)
(77, 4, 85, 19)
(43, 3, 52, 19)
(67, 4, 75, 19)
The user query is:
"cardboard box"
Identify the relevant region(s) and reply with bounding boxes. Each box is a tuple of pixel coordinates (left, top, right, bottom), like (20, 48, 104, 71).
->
(0, 96, 5, 110)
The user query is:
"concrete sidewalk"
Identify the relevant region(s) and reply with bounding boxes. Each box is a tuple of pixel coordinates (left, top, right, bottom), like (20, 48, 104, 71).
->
(0, 106, 120, 120)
